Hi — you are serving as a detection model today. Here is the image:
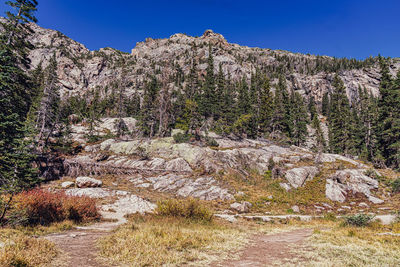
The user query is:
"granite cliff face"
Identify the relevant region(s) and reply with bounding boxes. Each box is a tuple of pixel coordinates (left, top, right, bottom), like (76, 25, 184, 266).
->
(22, 22, 400, 105)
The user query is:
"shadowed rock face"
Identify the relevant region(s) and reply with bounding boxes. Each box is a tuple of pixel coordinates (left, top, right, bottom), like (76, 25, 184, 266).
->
(15, 21, 399, 105)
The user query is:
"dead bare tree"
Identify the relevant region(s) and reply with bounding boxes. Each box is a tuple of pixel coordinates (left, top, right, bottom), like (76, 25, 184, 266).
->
(35, 54, 60, 150)
(157, 69, 172, 137)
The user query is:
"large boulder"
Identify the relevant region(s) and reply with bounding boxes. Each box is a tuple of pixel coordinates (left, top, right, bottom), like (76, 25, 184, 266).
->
(76, 176, 102, 188)
(61, 181, 75, 189)
(285, 166, 319, 188)
(325, 179, 347, 202)
(230, 201, 252, 213)
(325, 169, 383, 203)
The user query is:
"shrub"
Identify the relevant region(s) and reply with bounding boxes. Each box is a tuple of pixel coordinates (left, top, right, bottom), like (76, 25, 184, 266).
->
(342, 214, 375, 227)
(391, 178, 400, 194)
(62, 195, 100, 222)
(156, 198, 213, 222)
(364, 168, 382, 180)
(268, 157, 275, 171)
(12, 189, 100, 225)
(173, 132, 192, 143)
(134, 146, 149, 160)
(205, 136, 219, 147)
(323, 213, 337, 221)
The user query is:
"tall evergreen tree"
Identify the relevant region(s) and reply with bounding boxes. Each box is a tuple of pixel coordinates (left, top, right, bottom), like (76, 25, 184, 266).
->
(271, 75, 290, 136)
(377, 58, 400, 168)
(258, 77, 274, 135)
(321, 92, 330, 117)
(291, 92, 309, 146)
(0, 0, 39, 223)
(237, 76, 251, 115)
(139, 75, 159, 137)
(199, 43, 216, 119)
(328, 74, 353, 155)
(308, 95, 318, 121)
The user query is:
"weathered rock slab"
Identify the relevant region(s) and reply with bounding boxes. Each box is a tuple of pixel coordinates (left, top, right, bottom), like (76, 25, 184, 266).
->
(285, 166, 319, 188)
(76, 176, 102, 188)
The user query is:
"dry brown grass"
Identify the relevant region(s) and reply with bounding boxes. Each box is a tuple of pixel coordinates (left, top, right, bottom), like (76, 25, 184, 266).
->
(98, 214, 248, 266)
(0, 228, 58, 267)
(272, 218, 400, 267)
(218, 167, 332, 214)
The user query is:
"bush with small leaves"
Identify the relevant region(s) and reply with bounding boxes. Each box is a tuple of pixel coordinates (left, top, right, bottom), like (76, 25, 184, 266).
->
(156, 198, 213, 222)
(342, 213, 374, 227)
(205, 136, 219, 147)
(391, 178, 400, 194)
(173, 132, 192, 143)
(12, 189, 100, 225)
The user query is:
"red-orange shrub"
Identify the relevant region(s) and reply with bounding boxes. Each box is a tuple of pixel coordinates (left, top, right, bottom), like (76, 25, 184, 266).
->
(13, 189, 100, 225)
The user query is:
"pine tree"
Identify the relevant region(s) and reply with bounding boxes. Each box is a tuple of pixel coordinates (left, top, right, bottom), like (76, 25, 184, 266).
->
(379, 69, 400, 168)
(215, 63, 225, 120)
(328, 74, 353, 155)
(175, 99, 201, 136)
(377, 58, 400, 168)
(185, 55, 198, 100)
(139, 75, 159, 137)
(0, 0, 39, 223)
(220, 73, 236, 128)
(258, 77, 274, 135)
(125, 91, 140, 117)
(271, 75, 292, 138)
(1, 0, 38, 67)
(308, 95, 318, 121)
(199, 43, 216, 119)
(311, 115, 326, 151)
(321, 92, 330, 117)
(237, 76, 251, 115)
(291, 92, 309, 146)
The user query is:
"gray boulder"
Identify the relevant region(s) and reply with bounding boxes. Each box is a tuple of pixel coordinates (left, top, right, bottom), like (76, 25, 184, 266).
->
(325, 169, 383, 203)
(76, 176, 102, 188)
(285, 166, 319, 188)
(325, 179, 347, 202)
(291, 205, 300, 213)
(230, 201, 252, 213)
(61, 181, 75, 188)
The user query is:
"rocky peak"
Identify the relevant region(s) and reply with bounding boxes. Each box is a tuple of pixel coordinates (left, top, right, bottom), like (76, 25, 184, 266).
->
(201, 29, 228, 45)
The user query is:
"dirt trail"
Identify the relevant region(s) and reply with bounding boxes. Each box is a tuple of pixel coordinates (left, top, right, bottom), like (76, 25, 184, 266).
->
(212, 228, 313, 267)
(44, 212, 124, 267)
(45, 229, 111, 267)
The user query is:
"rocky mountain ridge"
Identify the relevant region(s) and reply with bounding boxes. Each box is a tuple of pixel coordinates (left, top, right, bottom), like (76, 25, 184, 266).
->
(19, 21, 400, 105)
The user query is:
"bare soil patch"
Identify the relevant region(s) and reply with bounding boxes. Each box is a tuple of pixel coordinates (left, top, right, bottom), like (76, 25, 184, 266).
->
(212, 228, 313, 266)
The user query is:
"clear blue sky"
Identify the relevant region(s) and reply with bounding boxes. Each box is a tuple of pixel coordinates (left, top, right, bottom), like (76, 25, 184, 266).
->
(1, 0, 399, 59)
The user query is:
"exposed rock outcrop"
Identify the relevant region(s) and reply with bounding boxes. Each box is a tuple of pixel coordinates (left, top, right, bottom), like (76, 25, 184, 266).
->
(65, 136, 385, 204)
(325, 169, 383, 203)
(130, 174, 234, 201)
